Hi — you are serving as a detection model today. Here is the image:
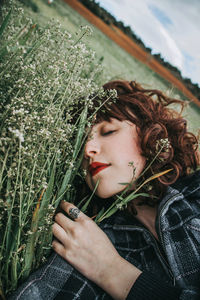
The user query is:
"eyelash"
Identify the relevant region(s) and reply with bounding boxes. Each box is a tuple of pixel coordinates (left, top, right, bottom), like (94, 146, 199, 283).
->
(102, 130, 116, 136)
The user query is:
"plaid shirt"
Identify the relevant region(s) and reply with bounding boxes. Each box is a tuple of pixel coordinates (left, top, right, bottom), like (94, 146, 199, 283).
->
(9, 170, 200, 300)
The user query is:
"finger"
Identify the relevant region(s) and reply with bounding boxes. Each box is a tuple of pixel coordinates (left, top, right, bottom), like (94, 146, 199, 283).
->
(55, 212, 74, 231)
(60, 201, 87, 222)
(52, 239, 65, 257)
(52, 222, 68, 245)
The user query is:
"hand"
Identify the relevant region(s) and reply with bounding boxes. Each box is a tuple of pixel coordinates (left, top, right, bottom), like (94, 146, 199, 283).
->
(52, 201, 119, 283)
(52, 201, 142, 300)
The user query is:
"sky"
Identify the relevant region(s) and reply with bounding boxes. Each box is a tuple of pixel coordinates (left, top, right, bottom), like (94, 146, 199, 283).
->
(98, 0, 200, 87)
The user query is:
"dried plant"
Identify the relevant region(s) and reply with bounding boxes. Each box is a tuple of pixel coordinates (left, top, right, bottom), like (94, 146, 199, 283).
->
(0, 1, 105, 296)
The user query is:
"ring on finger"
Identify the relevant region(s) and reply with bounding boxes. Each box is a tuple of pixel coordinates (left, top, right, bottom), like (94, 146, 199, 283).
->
(69, 207, 80, 220)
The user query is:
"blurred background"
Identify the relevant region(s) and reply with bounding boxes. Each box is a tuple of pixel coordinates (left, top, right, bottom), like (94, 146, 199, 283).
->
(15, 0, 200, 131)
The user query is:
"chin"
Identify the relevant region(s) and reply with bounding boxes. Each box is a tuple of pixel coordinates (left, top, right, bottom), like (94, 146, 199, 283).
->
(95, 187, 124, 199)
(96, 193, 111, 199)
(95, 189, 113, 199)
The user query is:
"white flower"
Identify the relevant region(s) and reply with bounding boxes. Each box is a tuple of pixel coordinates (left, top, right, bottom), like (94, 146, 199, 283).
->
(8, 127, 24, 143)
(81, 25, 93, 36)
(116, 203, 124, 210)
(27, 230, 34, 235)
(155, 138, 170, 152)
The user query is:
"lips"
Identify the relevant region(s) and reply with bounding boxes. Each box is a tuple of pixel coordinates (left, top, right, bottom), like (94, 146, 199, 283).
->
(89, 162, 111, 177)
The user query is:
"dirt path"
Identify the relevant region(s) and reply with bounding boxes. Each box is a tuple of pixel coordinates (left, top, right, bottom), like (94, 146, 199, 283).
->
(63, 0, 200, 107)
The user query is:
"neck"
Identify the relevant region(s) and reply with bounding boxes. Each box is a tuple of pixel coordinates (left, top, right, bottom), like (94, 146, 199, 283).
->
(134, 203, 158, 240)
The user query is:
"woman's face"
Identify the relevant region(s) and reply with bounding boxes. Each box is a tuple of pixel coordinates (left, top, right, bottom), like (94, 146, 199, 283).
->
(82, 118, 146, 198)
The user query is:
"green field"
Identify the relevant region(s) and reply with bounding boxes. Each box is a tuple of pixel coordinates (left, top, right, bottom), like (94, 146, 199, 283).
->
(22, 0, 200, 132)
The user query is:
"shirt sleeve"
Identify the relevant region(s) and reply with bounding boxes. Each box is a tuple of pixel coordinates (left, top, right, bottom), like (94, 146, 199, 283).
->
(126, 271, 181, 300)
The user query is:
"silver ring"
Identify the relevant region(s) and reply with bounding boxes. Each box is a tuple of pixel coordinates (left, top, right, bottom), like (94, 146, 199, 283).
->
(69, 208, 80, 220)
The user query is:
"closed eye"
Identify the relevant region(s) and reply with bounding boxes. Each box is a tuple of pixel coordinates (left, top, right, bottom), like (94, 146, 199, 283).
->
(102, 130, 116, 136)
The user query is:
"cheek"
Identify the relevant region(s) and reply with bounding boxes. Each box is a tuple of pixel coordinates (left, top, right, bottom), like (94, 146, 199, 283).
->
(135, 156, 146, 176)
(119, 143, 146, 176)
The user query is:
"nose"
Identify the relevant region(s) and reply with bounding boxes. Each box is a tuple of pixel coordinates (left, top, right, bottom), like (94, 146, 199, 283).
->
(84, 137, 100, 159)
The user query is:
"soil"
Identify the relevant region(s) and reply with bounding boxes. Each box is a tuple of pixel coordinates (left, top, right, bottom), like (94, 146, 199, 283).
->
(63, 0, 200, 107)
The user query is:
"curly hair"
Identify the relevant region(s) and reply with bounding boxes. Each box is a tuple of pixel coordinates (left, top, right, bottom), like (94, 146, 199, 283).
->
(89, 80, 199, 211)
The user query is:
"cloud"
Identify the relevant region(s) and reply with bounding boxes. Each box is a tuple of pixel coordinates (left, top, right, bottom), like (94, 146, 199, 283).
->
(145, 0, 200, 83)
(148, 4, 173, 27)
(156, 26, 183, 69)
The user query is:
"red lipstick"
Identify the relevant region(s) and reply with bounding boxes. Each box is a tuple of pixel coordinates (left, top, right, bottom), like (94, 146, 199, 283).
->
(89, 162, 110, 177)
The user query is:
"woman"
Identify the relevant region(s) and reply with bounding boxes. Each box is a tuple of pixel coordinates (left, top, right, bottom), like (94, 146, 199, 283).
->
(10, 80, 200, 300)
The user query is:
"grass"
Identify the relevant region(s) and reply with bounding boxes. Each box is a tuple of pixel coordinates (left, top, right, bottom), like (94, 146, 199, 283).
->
(0, 3, 106, 294)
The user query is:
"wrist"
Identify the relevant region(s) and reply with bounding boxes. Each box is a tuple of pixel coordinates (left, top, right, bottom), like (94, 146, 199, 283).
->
(97, 255, 142, 300)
